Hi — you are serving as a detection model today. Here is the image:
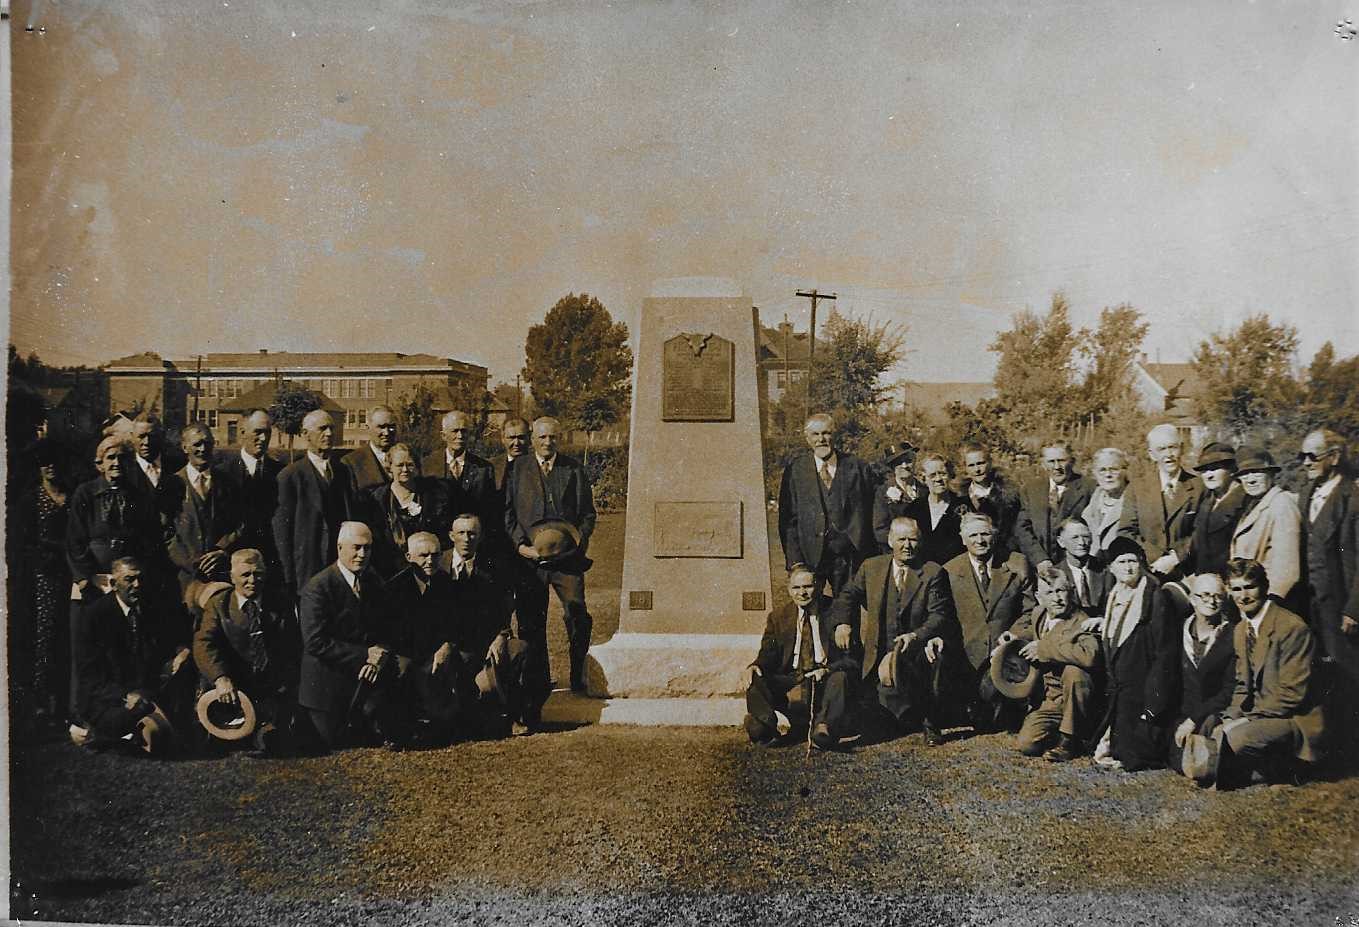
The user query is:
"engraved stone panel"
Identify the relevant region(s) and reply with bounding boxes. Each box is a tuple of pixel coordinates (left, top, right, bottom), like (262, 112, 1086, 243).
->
(628, 591, 654, 610)
(661, 332, 734, 422)
(653, 501, 743, 558)
(742, 592, 767, 611)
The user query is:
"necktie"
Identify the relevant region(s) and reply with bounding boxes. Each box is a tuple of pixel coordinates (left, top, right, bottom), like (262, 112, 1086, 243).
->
(1049, 484, 1059, 510)
(894, 565, 905, 595)
(819, 463, 833, 491)
(1246, 622, 1258, 653)
(452, 457, 463, 480)
(127, 605, 141, 646)
(797, 611, 814, 671)
(352, 575, 362, 599)
(195, 472, 211, 499)
(541, 457, 553, 476)
(978, 562, 991, 601)
(1310, 488, 1326, 522)
(1076, 567, 1091, 608)
(146, 463, 160, 487)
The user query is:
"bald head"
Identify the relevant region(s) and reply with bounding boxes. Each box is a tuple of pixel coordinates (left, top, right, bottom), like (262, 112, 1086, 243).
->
(532, 417, 560, 459)
(337, 521, 373, 573)
(442, 410, 472, 455)
(302, 409, 335, 453)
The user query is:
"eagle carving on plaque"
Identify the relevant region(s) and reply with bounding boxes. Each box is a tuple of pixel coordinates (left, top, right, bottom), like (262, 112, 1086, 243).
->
(681, 332, 714, 356)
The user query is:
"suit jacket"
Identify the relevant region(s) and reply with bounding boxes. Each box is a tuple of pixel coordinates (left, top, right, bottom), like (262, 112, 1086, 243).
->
(493, 455, 518, 494)
(1184, 482, 1249, 578)
(1225, 602, 1325, 762)
(212, 452, 284, 567)
(166, 466, 243, 585)
(902, 492, 968, 567)
(66, 477, 160, 584)
(366, 479, 454, 580)
(341, 444, 391, 494)
(778, 452, 876, 570)
(297, 564, 387, 713)
(1099, 578, 1178, 766)
(385, 567, 458, 663)
(1230, 486, 1302, 599)
(447, 554, 517, 656)
(125, 450, 187, 531)
(832, 554, 958, 681)
(958, 475, 1023, 556)
(943, 551, 1033, 670)
(752, 596, 860, 691)
(1056, 557, 1115, 615)
(1080, 487, 1142, 564)
(504, 453, 597, 552)
(74, 591, 183, 721)
(193, 588, 297, 692)
(1014, 474, 1094, 566)
(1008, 606, 1102, 702)
(272, 454, 355, 595)
(1132, 468, 1202, 563)
(1300, 476, 1359, 639)
(871, 478, 922, 551)
(1174, 616, 1237, 728)
(422, 449, 496, 512)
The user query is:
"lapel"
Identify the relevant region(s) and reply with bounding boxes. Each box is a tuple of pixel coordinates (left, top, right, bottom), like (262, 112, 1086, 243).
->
(1308, 479, 1347, 542)
(1206, 483, 1244, 532)
(1057, 476, 1086, 519)
(985, 558, 1016, 617)
(1233, 488, 1271, 542)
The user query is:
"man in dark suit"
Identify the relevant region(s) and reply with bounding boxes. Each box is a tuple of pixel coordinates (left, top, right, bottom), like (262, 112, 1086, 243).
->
(1167, 571, 1237, 777)
(903, 452, 967, 567)
(778, 412, 876, 599)
(1014, 439, 1094, 571)
(743, 566, 860, 749)
(212, 409, 284, 580)
(504, 416, 597, 692)
(124, 415, 184, 529)
(1182, 442, 1247, 579)
(166, 424, 242, 602)
(942, 512, 1033, 732)
(272, 409, 355, 601)
(1135, 423, 1203, 578)
(492, 417, 532, 494)
(833, 515, 959, 745)
(1298, 428, 1359, 764)
(72, 556, 194, 754)
(192, 548, 299, 756)
(296, 522, 405, 749)
(958, 443, 1023, 557)
(1053, 518, 1115, 615)
(340, 405, 398, 493)
(422, 410, 496, 522)
(385, 531, 462, 744)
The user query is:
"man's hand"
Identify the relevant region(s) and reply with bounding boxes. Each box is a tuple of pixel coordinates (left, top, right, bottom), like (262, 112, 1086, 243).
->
(358, 662, 380, 684)
(1018, 640, 1040, 661)
(923, 637, 944, 664)
(213, 675, 238, 705)
(1173, 717, 1195, 748)
(196, 549, 227, 576)
(1081, 615, 1105, 633)
(124, 691, 148, 713)
(169, 647, 192, 677)
(741, 664, 761, 689)
(833, 624, 852, 650)
(366, 645, 389, 665)
(518, 543, 538, 561)
(877, 652, 896, 688)
(804, 667, 829, 682)
(1342, 615, 1359, 636)
(893, 632, 918, 653)
(486, 632, 510, 667)
(431, 642, 452, 674)
(1037, 560, 1053, 574)
(1150, 552, 1179, 575)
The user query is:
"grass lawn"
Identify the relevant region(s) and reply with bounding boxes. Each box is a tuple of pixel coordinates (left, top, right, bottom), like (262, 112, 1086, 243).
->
(10, 512, 1359, 925)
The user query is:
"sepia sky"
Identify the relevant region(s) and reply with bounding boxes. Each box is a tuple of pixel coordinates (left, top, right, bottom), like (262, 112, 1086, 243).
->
(7, 0, 1357, 385)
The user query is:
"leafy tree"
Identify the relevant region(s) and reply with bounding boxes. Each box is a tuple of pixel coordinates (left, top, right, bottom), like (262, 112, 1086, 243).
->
(523, 293, 632, 437)
(267, 382, 324, 460)
(1078, 303, 1150, 421)
(1191, 314, 1301, 440)
(394, 383, 440, 461)
(806, 311, 906, 452)
(989, 292, 1084, 441)
(1301, 342, 1359, 443)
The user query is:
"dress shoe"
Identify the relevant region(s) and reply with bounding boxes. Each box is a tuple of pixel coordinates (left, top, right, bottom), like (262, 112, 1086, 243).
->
(922, 723, 944, 747)
(1043, 735, 1081, 763)
(811, 722, 835, 751)
(511, 720, 533, 737)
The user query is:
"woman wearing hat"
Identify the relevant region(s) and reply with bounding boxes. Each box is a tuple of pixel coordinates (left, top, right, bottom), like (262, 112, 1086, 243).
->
(900, 452, 968, 567)
(1080, 447, 1142, 565)
(1181, 442, 1248, 578)
(14, 438, 73, 721)
(1228, 447, 1301, 602)
(871, 443, 922, 553)
(1090, 535, 1178, 771)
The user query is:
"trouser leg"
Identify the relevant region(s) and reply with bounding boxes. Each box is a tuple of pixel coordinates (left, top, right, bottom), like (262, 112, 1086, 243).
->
(817, 670, 852, 738)
(1017, 704, 1062, 755)
(548, 570, 591, 690)
(517, 573, 552, 691)
(744, 674, 787, 742)
(1059, 665, 1095, 739)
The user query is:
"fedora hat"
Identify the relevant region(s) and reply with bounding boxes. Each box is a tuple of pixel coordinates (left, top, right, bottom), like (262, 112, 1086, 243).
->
(1182, 731, 1221, 784)
(136, 703, 176, 755)
(989, 637, 1040, 700)
(528, 519, 591, 569)
(195, 689, 258, 742)
(883, 443, 916, 467)
(474, 660, 508, 703)
(1234, 447, 1280, 474)
(1194, 441, 1236, 473)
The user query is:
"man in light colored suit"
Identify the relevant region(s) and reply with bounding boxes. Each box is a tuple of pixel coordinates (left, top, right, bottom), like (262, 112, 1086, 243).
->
(1135, 423, 1202, 578)
(832, 516, 958, 745)
(341, 405, 398, 493)
(778, 413, 877, 599)
(942, 513, 1032, 733)
(1229, 448, 1301, 602)
(1215, 558, 1325, 786)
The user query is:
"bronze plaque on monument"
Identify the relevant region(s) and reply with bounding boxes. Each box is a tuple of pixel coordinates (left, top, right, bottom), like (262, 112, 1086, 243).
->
(654, 501, 743, 558)
(661, 332, 735, 422)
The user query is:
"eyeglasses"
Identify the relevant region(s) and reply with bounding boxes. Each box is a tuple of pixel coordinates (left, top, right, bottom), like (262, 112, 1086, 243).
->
(1299, 449, 1336, 463)
(1193, 592, 1226, 601)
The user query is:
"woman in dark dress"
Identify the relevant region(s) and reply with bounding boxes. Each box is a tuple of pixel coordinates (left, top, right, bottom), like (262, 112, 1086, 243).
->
(366, 443, 452, 579)
(903, 451, 967, 567)
(871, 443, 922, 553)
(17, 439, 73, 718)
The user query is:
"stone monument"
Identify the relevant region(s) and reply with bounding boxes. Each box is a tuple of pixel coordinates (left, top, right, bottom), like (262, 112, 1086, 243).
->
(567, 278, 771, 725)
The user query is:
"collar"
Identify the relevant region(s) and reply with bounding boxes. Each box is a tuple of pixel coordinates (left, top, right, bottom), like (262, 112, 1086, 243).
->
(1246, 602, 1270, 637)
(536, 453, 556, 469)
(307, 451, 331, 475)
(1049, 478, 1066, 495)
(1314, 473, 1343, 499)
(369, 443, 389, 464)
(969, 555, 991, 576)
(235, 592, 258, 613)
(240, 449, 261, 475)
(137, 454, 161, 474)
(446, 448, 466, 464)
(969, 480, 992, 498)
(1183, 614, 1226, 662)
(448, 549, 474, 576)
(337, 563, 360, 592)
(412, 571, 429, 595)
(815, 452, 838, 472)
(185, 461, 208, 484)
(391, 481, 417, 503)
(1161, 467, 1183, 491)
(114, 593, 135, 616)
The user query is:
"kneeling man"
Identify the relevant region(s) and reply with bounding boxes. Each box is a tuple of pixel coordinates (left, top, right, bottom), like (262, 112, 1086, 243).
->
(999, 564, 1102, 762)
(193, 549, 299, 755)
(833, 516, 958, 746)
(744, 565, 859, 749)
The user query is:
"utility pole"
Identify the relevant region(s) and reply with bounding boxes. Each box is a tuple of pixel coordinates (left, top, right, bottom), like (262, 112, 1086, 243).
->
(515, 374, 523, 417)
(795, 288, 836, 421)
(193, 354, 203, 422)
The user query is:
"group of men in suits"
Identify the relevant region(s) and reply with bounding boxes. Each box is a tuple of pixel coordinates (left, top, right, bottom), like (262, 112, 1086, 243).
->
(64, 404, 598, 756)
(759, 413, 1357, 783)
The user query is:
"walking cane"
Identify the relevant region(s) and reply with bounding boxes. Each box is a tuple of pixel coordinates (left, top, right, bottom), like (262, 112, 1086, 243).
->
(800, 670, 819, 797)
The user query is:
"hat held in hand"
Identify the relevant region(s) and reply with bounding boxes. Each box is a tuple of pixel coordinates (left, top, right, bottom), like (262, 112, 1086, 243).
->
(990, 636, 1039, 700)
(528, 519, 592, 569)
(196, 689, 258, 742)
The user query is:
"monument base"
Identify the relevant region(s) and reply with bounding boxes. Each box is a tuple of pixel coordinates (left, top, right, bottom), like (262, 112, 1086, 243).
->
(584, 632, 762, 699)
(540, 690, 746, 727)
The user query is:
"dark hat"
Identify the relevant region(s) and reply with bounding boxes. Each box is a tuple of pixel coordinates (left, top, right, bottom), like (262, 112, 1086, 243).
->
(989, 637, 1040, 700)
(475, 634, 512, 703)
(1194, 441, 1236, 472)
(528, 519, 591, 569)
(136, 704, 176, 755)
(883, 443, 917, 467)
(1104, 535, 1146, 564)
(1182, 731, 1221, 784)
(195, 689, 259, 742)
(1234, 447, 1280, 474)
